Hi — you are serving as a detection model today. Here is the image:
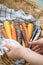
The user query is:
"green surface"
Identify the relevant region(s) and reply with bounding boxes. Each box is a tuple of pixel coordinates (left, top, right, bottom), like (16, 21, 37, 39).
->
(31, 0, 43, 7)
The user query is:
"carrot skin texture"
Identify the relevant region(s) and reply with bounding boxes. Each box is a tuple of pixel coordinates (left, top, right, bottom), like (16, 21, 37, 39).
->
(4, 21, 12, 39)
(11, 24, 17, 40)
(1, 28, 8, 38)
(22, 23, 29, 42)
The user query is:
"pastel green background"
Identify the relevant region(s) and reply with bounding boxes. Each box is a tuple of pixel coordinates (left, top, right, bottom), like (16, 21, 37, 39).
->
(32, 0, 43, 7)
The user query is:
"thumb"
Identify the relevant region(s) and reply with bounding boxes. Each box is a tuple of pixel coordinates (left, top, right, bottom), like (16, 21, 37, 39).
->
(4, 43, 12, 49)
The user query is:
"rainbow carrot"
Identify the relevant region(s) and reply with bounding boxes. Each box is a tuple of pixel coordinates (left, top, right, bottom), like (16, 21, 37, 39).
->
(22, 30, 28, 47)
(22, 40, 25, 47)
(11, 24, 17, 40)
(15, 22, 22, 44)
(28, 23, 34, 41)
(20, 25, 25, 47)
(20, 24, 22, 31)
(22, 22, 29, 42)
(1, 28, 8, 38)
(4, 21, 12, 39)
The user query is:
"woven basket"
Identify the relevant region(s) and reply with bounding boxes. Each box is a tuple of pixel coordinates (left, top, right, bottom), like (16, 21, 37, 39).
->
(0, 0, 43, 65)
(0, 0, 43, 28)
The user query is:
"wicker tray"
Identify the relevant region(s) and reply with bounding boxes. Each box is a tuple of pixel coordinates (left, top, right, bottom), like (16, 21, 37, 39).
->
(0, 0, 43, 65)
(0, 0, 43, 30)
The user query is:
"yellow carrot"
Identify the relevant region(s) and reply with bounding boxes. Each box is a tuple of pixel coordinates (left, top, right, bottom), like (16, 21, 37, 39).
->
(22, 40, 25, 47)
(12, 21, 14, 27)
(4, 21, 12, 39)
(1, 28, 8, 38)
(20, 25, 22, 31)
(28, 23, 34, 41)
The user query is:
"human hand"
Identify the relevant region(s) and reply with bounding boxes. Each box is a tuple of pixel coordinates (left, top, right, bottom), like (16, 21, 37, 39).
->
(30, 38, 43, 48)
(4, 41, 24, 60)
(29, 38, 43, 54)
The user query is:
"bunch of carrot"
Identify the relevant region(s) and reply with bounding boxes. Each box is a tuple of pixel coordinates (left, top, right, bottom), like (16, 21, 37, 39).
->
(2, 20, 17, 40)
(2, 20, 34, 47)
(22, 22, 34, 42)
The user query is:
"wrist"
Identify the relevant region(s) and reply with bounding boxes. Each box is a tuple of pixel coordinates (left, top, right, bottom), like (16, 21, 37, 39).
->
(19, 46, 24, 58)
(19, 47, 30, 59)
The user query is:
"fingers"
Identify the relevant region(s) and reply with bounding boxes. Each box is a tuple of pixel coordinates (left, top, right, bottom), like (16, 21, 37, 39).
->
(32, 45, 39, 51)
(6, 51, 12, 58)
(6, 51, 18, 60)
(38, 49, 43, 54)
(29, 38, 43, 48)
(34, 48, 41, 52)
(4, 43, 12, 49)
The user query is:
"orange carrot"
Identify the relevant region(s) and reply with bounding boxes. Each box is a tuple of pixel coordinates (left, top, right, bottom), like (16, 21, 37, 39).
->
(1, 28, 8, 38)
(22, 23, 29, 42)
(11, 24, 17, 40)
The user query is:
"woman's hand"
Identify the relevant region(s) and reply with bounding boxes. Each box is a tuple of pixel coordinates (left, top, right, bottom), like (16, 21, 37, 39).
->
(4, 39, 43, 65)
(30, 38, 43, 48)
(4, 38, 43, 61)
(4, 42, 24, 60)
(29, 38, 43, 54)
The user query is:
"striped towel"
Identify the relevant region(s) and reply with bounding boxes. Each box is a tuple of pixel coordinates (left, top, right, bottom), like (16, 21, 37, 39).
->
(0, 4, 41, 55)
(0, 4, 38, 22)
